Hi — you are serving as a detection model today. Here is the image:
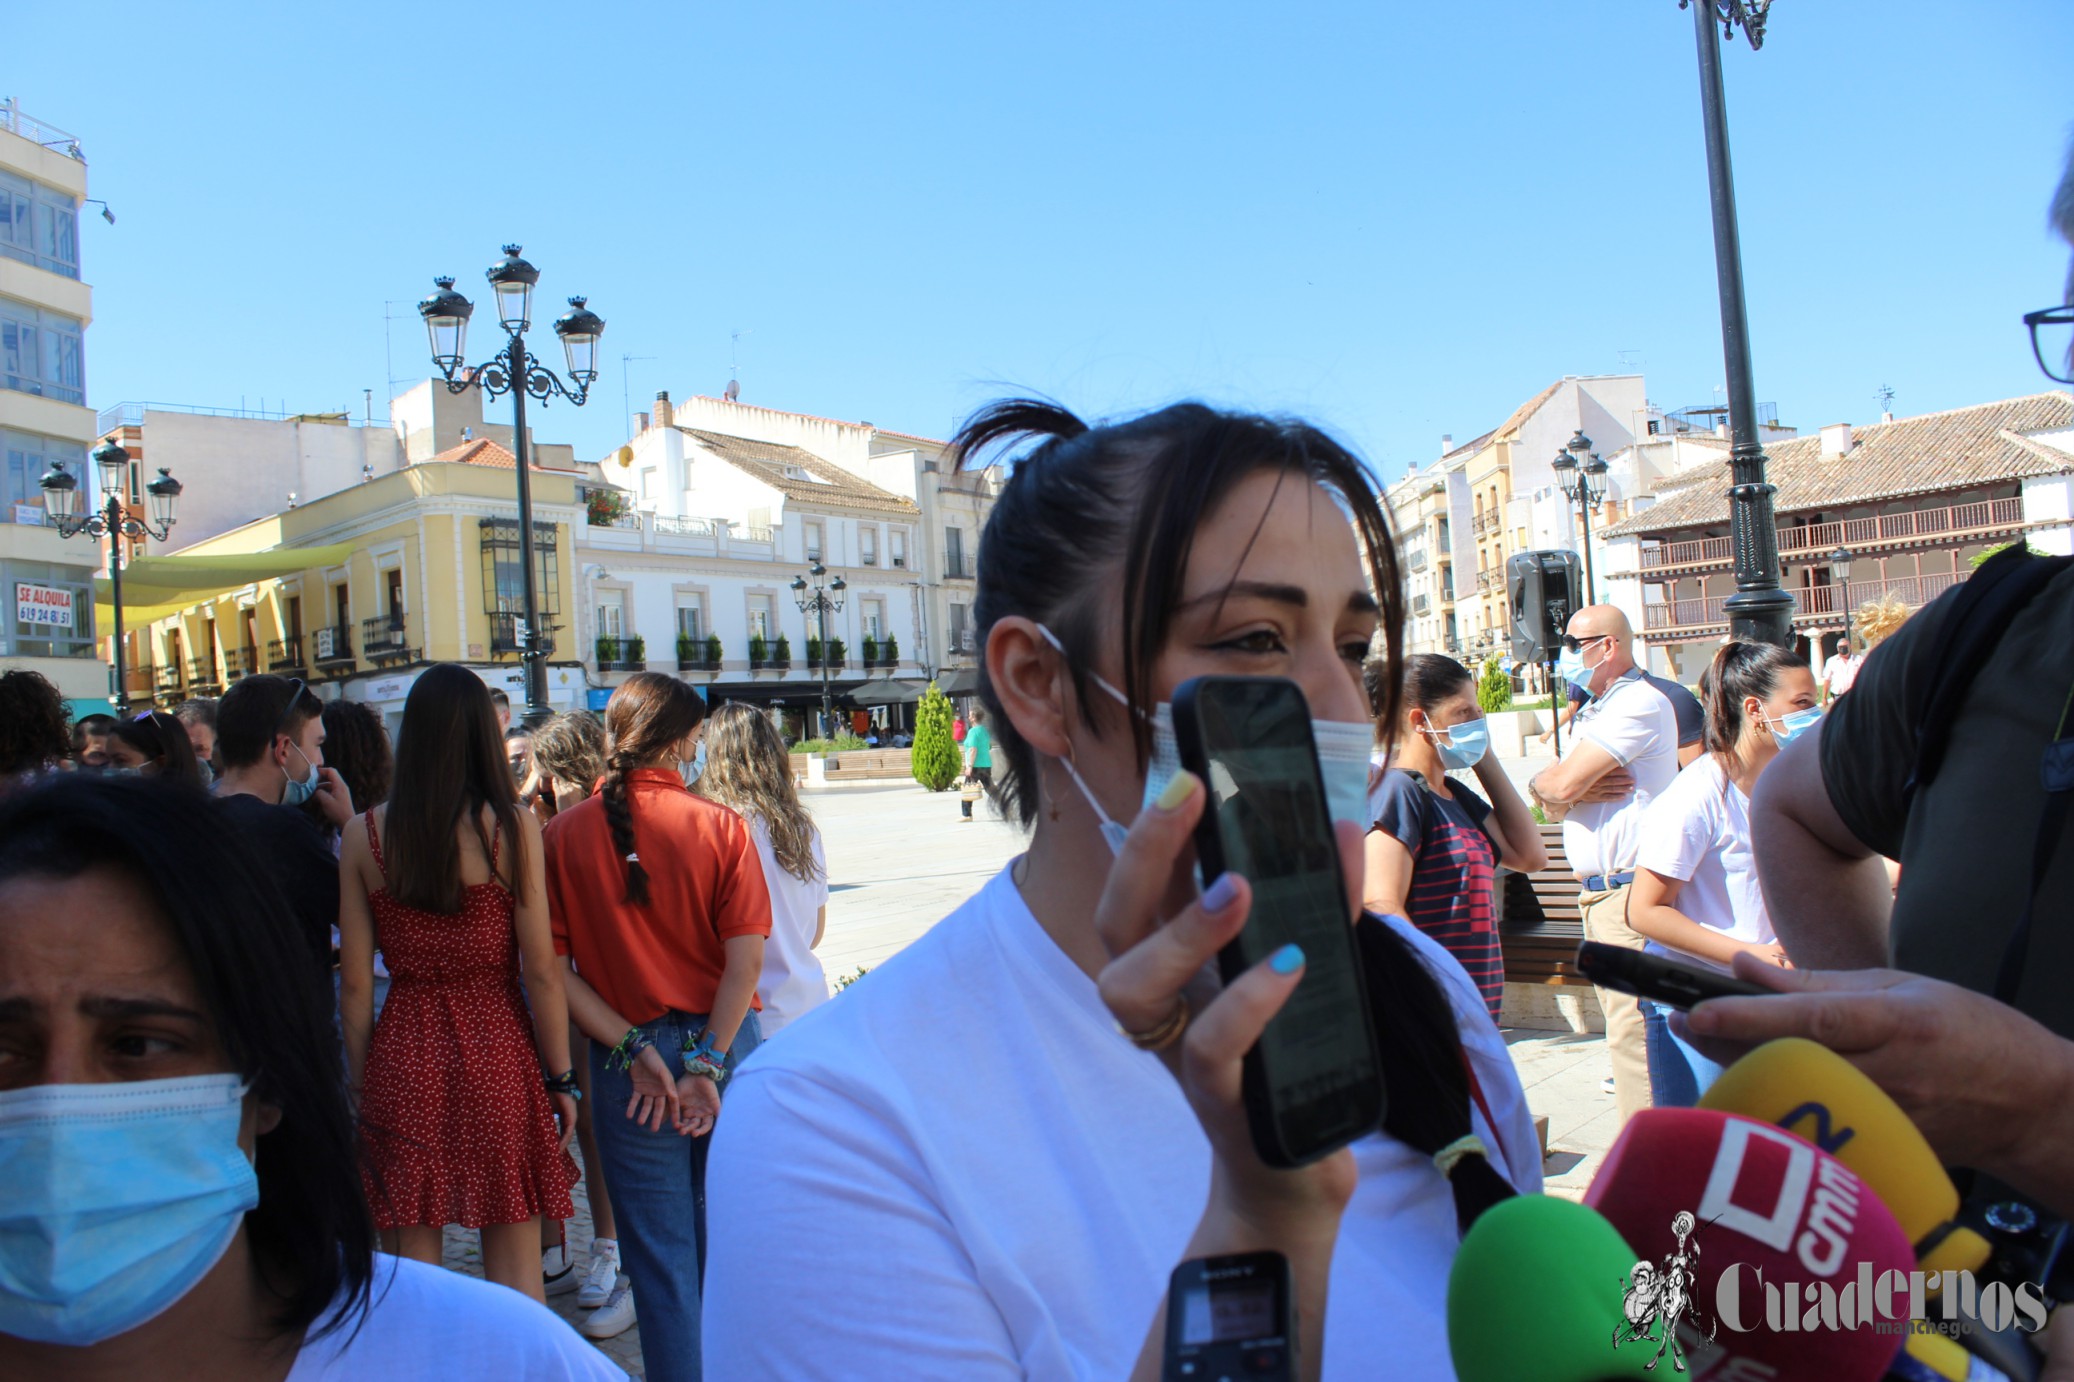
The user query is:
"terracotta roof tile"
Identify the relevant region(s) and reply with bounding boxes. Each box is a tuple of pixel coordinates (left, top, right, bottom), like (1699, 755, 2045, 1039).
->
(678, 428, 919, 515)
(1601, 392, 2074, 537)
(424, 438, 581, 474)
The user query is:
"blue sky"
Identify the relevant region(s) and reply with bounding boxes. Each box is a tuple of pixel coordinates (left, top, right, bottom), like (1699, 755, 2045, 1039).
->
(12, 1, 2072, 478)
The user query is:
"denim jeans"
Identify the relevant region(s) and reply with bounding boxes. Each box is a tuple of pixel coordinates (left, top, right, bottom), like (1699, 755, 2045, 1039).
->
(1643, 998, 1723, 1108)
(587, 1009, 763, 1382)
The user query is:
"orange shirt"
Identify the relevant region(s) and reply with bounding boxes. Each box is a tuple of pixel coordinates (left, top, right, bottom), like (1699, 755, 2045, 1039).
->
(544, 768, 773, 1025)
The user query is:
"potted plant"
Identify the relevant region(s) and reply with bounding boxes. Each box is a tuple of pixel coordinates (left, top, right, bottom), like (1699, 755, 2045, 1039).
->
(828, 637, 847, 669)
(749, 633, 769, 670)
(704, 632, 723, 670)
(882, 634, 899, 668)
(626, 635, 645, 666)
(596, 634, 621, 666)
(806, 635, 823, 669)
(585, 487, 630, 527)
(773, 633, 792, 668)
(677, 632, 697, 668)
(862, 634, 878, 668)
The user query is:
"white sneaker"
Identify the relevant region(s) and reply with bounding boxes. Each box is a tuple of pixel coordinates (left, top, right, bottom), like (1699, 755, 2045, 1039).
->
(580, 1279, 636, 1339)
(542, 1243, 578, 1297)
(578, 1240, 622, 1309)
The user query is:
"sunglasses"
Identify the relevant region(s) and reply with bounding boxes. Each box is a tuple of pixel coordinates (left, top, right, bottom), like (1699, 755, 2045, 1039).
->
(270, 677, 312, 744)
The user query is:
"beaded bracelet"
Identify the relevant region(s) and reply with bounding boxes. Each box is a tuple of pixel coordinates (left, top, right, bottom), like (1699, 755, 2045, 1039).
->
(544, 1069, 582, 1101)
(681, 1027, 729, 1081)
(605, 1027, 654, 1073)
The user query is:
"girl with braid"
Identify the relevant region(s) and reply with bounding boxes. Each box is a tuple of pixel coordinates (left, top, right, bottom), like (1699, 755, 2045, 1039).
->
(541, 673, 770, 1382)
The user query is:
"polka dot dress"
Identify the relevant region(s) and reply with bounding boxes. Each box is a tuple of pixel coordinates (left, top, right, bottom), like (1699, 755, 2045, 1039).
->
(357, 811, 576, 1230)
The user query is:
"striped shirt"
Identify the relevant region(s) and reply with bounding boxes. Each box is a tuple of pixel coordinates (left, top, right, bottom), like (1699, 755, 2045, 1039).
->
(1371, 768, 1503, 1018)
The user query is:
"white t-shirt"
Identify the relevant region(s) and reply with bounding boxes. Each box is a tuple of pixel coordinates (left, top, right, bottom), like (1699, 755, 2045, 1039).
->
(701, 865, 1541, 1380)
(288, 1254, 625, 1379)
(1824, 652, 1862, 696)
(1633, 754, 1775, 973)
(1560, 668, 1681, 880)
(750, 815, 830, 1035)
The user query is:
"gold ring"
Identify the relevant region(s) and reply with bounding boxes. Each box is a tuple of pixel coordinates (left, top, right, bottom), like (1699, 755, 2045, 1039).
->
(1118, 994, 1190, 1052)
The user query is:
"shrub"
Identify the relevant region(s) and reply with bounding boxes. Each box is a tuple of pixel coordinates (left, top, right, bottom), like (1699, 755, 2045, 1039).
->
(828, 637, 847, 666)
(677, 633, 696, 663)
(704, 633, 723, 667)
(862, 635, 878, 666)
(1476, 657, 1513, 714)
(911, 682, 960, 791)
(773, 633, 791, 665)
(833, 966, 870, 992)
(596, 635, 621, 665)
(626, 635, 645, 663)
(806, 635, 822, 668)
(883, 634, 899, 665)
(749, 633, 768, 667)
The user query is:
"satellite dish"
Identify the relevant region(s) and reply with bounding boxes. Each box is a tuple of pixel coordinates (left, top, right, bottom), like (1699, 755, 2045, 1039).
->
(724, 379, 740, 402)
(616, 445, 634, 468)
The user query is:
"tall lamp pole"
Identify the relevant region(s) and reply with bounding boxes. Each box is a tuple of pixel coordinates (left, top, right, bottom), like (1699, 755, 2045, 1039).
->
(1684, 0, 1794, 647)
(418, 246, 604, 726)
(1829, 546, 1854, 640)
(791, 561, 847, 740)
(1550, 429, 1610, 607)
(40, 440, 183, 712)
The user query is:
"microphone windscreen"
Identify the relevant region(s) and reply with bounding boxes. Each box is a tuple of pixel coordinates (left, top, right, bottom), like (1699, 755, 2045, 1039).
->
(1586, 1107, 1913, 1382)
(1447, 1193, 1663, 1382)
(1700, 1037, 1992, 1275)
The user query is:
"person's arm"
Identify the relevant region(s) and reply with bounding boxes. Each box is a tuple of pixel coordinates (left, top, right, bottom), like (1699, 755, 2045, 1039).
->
(1529, 738, 1623, 809)
(1628, 869, 1788, 969)
(1748, 722, 1892, 969)
(337, 821, 378, 1098)
(700, 934, 765, 1057)
(508, 812, 576, 1150)
(1684, 957, 2074, 1220)
(561, 959, 685, 1134)
(812, 905, 828, 949)
(1362, 830, 1415, 917)
(1469, 760, 1548, 872)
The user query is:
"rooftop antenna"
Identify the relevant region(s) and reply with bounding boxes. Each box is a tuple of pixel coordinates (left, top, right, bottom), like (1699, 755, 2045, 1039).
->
(621, 353, 657, 429)
(725, 328, 753, 403)
(1875, 384, 1896, 420)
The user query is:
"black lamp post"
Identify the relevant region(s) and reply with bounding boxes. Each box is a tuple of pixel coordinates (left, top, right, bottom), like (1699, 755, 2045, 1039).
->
(418, 246, 603, 726)
(41, 439, 183, 712)
(791, 560, 847, 739)
(1829, 546, 1853, 635)
(1550, 429, 1611, 607)
(1682, 0, 1794, 648)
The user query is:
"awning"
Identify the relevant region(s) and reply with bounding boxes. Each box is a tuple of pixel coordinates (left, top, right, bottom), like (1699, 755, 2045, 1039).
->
(934, 670, 981, 695)
(95, 545, 359, 625)
(849, 679, 925, 706)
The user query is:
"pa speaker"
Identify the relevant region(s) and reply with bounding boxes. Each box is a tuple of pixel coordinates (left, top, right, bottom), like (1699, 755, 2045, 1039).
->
(1506, 550, 1583, 663)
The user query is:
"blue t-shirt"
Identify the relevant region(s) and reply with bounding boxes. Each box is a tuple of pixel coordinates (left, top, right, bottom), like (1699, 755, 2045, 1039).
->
(1370, 768, 1502, 1018)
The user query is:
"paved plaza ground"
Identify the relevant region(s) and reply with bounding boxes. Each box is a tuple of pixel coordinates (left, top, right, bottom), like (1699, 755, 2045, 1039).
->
(441, 760, 1612, 1377)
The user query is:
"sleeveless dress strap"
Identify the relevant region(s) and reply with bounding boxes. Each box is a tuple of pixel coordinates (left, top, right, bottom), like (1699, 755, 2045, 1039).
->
(364, 809, 388, 877)
(487, 816, 506, 887)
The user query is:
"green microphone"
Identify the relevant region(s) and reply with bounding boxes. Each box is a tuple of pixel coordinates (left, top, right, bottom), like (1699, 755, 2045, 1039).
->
(1448, 1193, 1662, 1382)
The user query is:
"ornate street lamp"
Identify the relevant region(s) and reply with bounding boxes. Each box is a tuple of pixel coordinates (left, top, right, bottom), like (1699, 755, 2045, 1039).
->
(1829, 546, 1853, 633)
(792, 560, 847, 739)
(41, 439, 183, 711)
(418, 245, 604, 725)
(1551, 429, 1611, 607)
(1680, 0, 1793, 646)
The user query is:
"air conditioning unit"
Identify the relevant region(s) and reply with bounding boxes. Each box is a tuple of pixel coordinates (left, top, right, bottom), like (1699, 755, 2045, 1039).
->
(313, 627, 339, 659)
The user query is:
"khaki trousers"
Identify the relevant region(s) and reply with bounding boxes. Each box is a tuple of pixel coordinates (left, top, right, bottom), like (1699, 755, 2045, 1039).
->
(1579, 882, 1653, 1125)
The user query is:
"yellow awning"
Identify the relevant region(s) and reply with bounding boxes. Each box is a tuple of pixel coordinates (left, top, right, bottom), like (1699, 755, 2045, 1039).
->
(95, 545, 359, 626)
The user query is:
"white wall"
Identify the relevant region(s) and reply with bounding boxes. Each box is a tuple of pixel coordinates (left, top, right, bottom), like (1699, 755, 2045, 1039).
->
(2022, 474, 2074, 556)
(144, 410, 404, 549)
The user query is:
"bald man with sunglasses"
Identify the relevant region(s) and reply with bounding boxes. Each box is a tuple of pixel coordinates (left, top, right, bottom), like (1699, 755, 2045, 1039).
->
(1529, 606, 1681, 1123)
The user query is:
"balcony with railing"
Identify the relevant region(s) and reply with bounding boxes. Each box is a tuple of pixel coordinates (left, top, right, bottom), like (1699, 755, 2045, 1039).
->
(1636, 497, 2031, 574)
(944, 550, 974, 580)
(1411, 594, 1431, 617)
(186, 655, 221, 693)
(125, 663, 157, 700)
(487, 612, 559, 661)
(948, 628, 979, 658)
(311, 625, 353, 667)
(594, 636, 646, 672)
(1472, 512, 1496, 536)
(154, 664, 184, 697)
(748, 640, 791, 673)
(1476, 568, 1501, 593)
(361, 614, 414, 665)
(1642, 570, 1969, 635)
(222, 647, 256, 682)
(266, 636, 306, 673)
(1405, 549, 1428, 573)
(677, 636, 724, 672)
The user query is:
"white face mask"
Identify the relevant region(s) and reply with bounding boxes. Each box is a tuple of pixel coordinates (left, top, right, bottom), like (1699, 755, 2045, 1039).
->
(1038, 626, 1374, 856)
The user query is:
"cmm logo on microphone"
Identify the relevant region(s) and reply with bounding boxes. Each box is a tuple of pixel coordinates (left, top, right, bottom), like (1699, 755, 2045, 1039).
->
(1613, 1210, 1718, 1373)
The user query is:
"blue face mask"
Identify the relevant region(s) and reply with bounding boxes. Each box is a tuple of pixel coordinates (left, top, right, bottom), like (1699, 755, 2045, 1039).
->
(1766, 706, 1822, 746)
(680, 739, 708, 787)
(1423, 718, 1490, 771)
(1557, 640, 1603, 692)
(279, 741, 320, 807)
(0, 1074, 258, 1346)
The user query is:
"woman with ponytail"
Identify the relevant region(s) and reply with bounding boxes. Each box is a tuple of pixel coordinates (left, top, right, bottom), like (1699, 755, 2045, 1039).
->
(540, 672, 770, 1382)
(1629, 641, 1818, 1105)
(703, 400, 1539, 1381)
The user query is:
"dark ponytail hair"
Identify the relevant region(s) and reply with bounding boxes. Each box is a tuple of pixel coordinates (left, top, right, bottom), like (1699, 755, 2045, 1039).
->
(110, 709, 206, 791)
(1699, 641, 1810, 757)
(953, 397, 1508, 1230)
(1399, 653, 1475, 722)
(600, 672, 707, 904)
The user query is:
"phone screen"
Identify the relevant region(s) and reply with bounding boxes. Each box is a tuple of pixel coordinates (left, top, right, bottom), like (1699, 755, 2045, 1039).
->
(1190, 679, 1379, 1153)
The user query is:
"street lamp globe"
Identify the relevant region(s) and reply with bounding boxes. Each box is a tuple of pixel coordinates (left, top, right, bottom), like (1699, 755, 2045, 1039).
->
(1551, 447, 1577, 479)
(1566, 429, 1593, 459)
(831, 575, 847, 600)
(92, 438, 128, 500)
(418, 277, 474, 375)
(1583, 452, 1610, 504)
(810, 560, 827, 579)
(486, 244, 539, 332)
(553, 296, 605, 386)
(146, 468, 183, 531)
(38, 459, 80, 523)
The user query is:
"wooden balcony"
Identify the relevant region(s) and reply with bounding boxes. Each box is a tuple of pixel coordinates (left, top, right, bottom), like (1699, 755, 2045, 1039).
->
(1642, 570, 1967, 637)
(1636, 497, 2029, 575)
(266, 636, 306, 674)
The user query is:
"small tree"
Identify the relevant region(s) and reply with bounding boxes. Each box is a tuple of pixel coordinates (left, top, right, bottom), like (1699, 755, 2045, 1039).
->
(828, 637, 847, 667)
(1476, 656, 1513, 714)
(883, 633, 900, 666)
(704, 632, 723, 668)
(862, 634, 879, 667)
(912, 681, 960, 791)
(749, 633, 768, 668)
(773, 633, 792, 666)
(677, 632, 697, 664)
(626, 635, 645, 664)
(806, 635, 823, 668)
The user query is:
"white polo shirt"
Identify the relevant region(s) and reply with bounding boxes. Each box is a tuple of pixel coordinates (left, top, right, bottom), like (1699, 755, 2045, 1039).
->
(1560, 667, 1681, 882)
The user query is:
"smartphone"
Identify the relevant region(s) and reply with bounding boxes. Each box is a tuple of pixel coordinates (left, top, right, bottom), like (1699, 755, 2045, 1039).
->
(1574, 941, 1773, 1010)
(1162, 1251, 1294, 1382)
(1172, 675, 1384, 1168)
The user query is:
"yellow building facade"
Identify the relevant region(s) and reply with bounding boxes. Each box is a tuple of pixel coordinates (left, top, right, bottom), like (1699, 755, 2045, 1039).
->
(126, 459, 584, 728)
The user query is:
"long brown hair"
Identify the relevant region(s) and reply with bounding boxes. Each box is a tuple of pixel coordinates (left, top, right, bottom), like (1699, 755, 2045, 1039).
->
(1698, 641, 1809, 762)
(110, 709, 205, 791)
(696, 703, 821, 882)
(382, 663, 525, 913)
(601, 672, 708, 904)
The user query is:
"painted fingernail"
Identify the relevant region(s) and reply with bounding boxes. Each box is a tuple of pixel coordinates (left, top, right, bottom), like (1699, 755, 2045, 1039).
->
(1155, 770, 1200, 812)
(1202, 873, 1238, 911)
(1270, 944, 1305, 975)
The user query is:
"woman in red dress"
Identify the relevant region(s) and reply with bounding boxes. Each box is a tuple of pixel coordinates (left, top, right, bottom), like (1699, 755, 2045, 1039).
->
(339, 663, 578, 1303)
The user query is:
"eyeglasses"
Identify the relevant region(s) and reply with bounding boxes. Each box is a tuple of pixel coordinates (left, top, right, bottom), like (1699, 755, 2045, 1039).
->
(2023, 305, 2074, 385)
